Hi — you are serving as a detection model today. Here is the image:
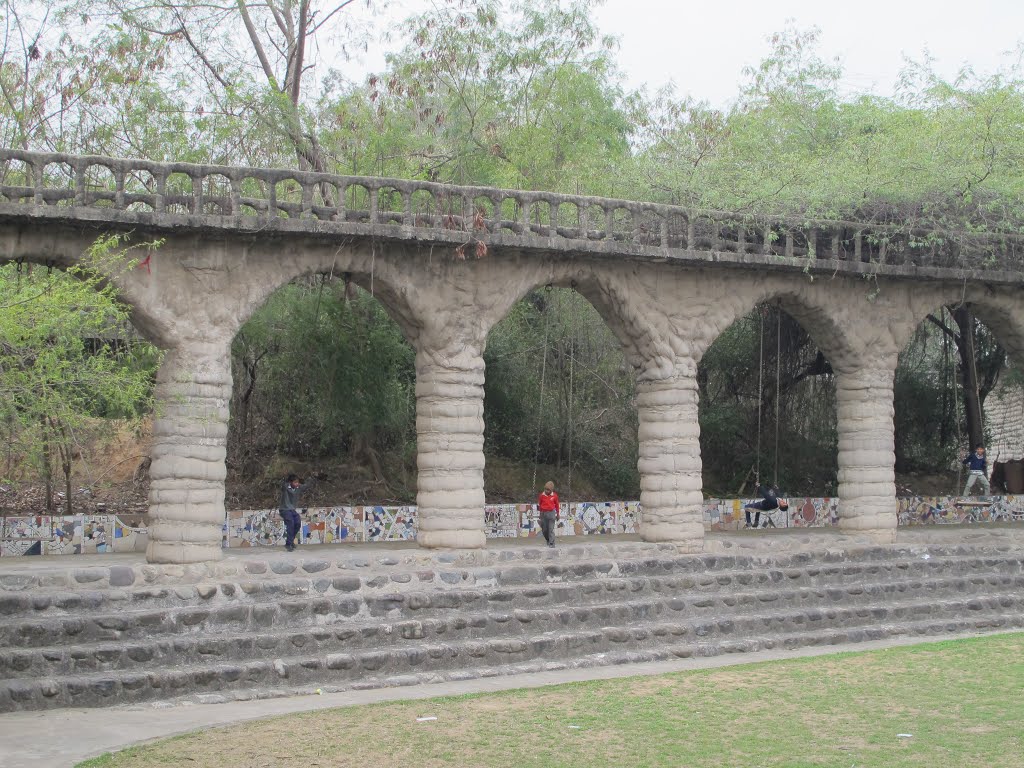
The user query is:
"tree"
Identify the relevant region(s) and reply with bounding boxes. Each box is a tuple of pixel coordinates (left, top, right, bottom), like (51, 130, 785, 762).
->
(0, 235, 160, 512)
(103, 0, 380, 174)
(227, 280, 416, 494)
(375, 0, 632, 192)
(0, 0, 174, 153)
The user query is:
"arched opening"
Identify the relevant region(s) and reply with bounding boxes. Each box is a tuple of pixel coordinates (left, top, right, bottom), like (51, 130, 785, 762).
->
(0, 250, 162, 555)
(223, 273, 418, 546)
(895, 300, 1024, 517)
(698, 302, 840, 528)
(482, 285, 640, 539)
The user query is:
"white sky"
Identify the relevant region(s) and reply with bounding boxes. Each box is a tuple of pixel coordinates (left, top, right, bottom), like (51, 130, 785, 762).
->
(357, 0, 1024, 107)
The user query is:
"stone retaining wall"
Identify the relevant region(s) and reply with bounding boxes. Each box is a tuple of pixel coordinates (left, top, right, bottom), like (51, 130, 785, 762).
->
(5, 495, 1021, 557)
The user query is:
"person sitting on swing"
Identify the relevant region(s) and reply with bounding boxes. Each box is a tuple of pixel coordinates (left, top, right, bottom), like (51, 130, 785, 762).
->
(744, 483, 787, 529)
(961, 444, 990, 496)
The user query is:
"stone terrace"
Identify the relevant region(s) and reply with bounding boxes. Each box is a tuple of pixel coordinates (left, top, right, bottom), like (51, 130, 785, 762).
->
(1, 528, 1022, 712)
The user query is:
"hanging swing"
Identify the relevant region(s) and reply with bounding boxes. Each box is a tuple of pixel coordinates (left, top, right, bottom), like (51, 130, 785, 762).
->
(529, 284, 579, 509)
(530, 287, 553, 496)
(751, 305, 788, 517)
(947, 306, 965, 496)
(565, 283, 577, 506)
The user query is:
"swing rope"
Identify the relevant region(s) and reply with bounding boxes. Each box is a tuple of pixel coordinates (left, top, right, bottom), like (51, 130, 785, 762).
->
(755, 309, 764, 487)
(774, 308, 781, 488)
(530, 289, 552, 495)
(948, 307, 964, 495)
(566, 301, 575, 505)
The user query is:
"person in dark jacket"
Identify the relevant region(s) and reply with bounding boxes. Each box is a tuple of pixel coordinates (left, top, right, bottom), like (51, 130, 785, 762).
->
(279, 473, 311, 551)
(744, 484, 783, 529)
(961, 444, 990, 496)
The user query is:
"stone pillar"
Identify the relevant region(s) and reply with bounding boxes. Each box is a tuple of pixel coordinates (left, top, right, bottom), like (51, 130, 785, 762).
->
(636, 363, 704, 552)
(414, 345, 487, 549)
(146, 343, 232, 564)
(836, 365, 898, 542)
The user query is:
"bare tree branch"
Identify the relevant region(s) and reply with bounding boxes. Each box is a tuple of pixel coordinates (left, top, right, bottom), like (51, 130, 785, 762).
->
(236, 0, 280, 89)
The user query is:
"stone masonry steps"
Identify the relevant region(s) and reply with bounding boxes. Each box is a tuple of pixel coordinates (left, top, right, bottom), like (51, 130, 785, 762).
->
(3, 567, 1020, 673)
(0, 542, 682, 593)
(0, 544, 1016, 601)
(0, 544, 1021, 711)
(225, 612, 1024, 705)
(1, 551, 1017, 623)
(1, 592, 1020, 711)
(1, 558, 1018, 651)
(2, 572, 1021, 681)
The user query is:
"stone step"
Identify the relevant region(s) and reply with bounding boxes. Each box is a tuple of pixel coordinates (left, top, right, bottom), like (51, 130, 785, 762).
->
(2, 551, 1016, 621)
(3, 542, 1018, 599)
(0, 542, 682, 593)
(2, 576, 1020, 680)
(2, 563, 1018, 651)
(1, 594, 1019, 711)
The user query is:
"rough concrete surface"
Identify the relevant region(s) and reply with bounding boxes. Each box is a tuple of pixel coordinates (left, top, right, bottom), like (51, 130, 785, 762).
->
(3, 150, 1023, 564)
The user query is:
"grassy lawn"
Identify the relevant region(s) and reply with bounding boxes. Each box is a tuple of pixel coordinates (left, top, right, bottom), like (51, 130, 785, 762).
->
(79, 633, 1024, 768)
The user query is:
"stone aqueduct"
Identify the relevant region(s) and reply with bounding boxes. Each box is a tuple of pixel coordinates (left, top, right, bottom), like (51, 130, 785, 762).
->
(1, 150, 1022, 564)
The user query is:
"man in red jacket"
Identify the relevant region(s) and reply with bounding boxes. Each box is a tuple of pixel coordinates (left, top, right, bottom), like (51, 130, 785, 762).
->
(537, 480, 559, 547)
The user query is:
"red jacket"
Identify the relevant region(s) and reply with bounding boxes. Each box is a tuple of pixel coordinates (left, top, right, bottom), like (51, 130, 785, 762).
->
(538, 491, 559, 513)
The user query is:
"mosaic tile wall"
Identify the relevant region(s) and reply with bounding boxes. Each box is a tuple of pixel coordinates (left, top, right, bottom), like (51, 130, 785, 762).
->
(223, 501, 642, 548)
(0, 514, 147, 557)
(222, 496, 1024, 547)
(2, 496, 1022, 555)
(896, 496, 1024, 525)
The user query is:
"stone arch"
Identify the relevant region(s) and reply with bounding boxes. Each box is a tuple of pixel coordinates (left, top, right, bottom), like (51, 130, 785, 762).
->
(963, 287, 1024, 365)
(892, 283, 1024, 491)
(143, 237, 429, 563)
(694, 274, 924, 542)
(480, 270, 644, 508)
(888, 283, 1024, 364)
(0, 224, 173, 350)
(469, 257, 669, 374)
(694, 279, 864, 375)
(234, 244, 419, 346)
(695, 282, 853, 494)
(472, 257, 691, 545)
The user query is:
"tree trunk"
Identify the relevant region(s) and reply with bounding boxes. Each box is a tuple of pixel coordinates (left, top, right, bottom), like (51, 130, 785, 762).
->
(41, 416, 53, 512)
(63, 455, 73, 517)
(953, 306, 985, 449)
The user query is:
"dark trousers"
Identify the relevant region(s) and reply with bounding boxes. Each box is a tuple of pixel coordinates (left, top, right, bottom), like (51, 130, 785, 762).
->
(279, 509, 301, 547)
(744, 500, 776, 528)
(539, 511, 557, 545)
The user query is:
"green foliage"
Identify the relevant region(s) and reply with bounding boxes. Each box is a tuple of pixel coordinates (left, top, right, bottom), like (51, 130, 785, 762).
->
(228, 281, 416, 481)
(327, 0, 634, 190)
(0, 235, 161, 506)
(699, 308, 839, 496)
(484, 288, 639, 500)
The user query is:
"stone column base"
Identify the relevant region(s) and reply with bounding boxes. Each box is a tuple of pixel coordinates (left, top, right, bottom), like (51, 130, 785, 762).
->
(640, 521, 705, 553)
(417, 529, 487, 549)
(839, 520, 898, 544)
(146, 541, 223, 564)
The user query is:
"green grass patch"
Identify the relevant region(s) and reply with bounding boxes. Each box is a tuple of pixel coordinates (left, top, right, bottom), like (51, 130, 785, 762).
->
(78, 633, 1024, 767)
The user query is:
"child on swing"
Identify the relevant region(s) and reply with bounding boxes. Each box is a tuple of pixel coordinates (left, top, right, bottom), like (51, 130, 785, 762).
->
(744, 482, 789, 529)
